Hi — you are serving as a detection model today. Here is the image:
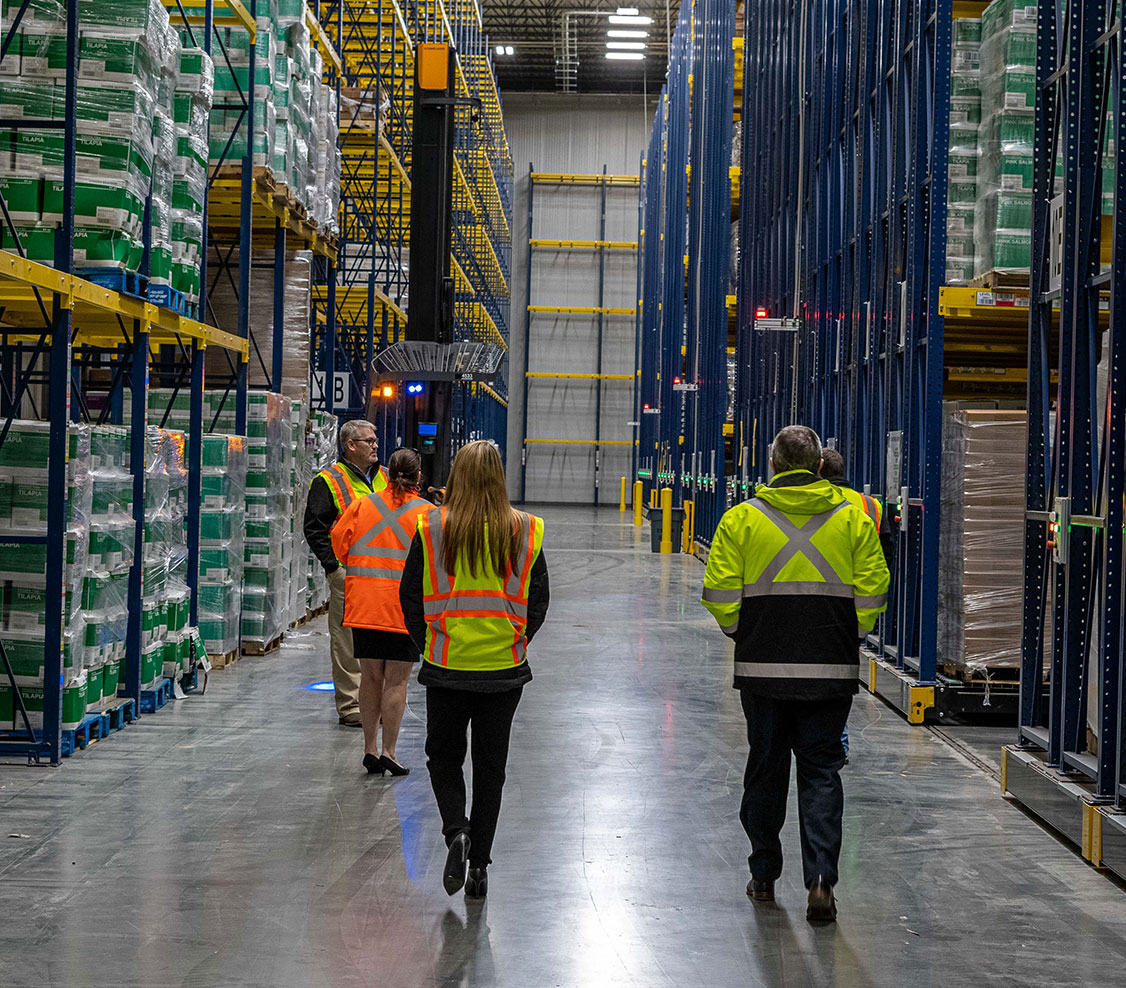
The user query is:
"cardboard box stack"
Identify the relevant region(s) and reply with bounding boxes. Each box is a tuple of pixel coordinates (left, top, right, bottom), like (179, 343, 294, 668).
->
(0, 0, 181, 272)
(938, 406, 1033, 675)
(0, 422, 91, 732)
(197, 433, 247, 657)
(947, 18, 981, 285)
(974, 0, 1036, 278)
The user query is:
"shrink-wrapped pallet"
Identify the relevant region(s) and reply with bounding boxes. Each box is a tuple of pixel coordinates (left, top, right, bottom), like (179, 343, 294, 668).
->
(938, 406, 1033, 675)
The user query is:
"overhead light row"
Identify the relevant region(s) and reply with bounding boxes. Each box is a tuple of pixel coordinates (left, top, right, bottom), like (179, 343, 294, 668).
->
(495, 44, 514, 56)
(606, 7, 650, 60)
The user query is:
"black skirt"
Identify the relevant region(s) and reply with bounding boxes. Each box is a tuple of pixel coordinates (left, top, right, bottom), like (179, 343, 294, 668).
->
(352, 628, 420, 663)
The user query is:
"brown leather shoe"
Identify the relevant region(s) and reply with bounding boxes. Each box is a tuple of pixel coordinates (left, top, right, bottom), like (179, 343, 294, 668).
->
(338, 716, 362, 728)
(746, 879, 774, 901)
(806, 878, 837, 922)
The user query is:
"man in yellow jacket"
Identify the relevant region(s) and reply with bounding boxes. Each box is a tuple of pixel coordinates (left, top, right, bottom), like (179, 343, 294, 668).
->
(702, 425, 889, 923)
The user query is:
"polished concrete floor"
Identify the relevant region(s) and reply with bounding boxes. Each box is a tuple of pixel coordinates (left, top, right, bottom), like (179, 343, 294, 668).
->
(1, 506, 1125, 988)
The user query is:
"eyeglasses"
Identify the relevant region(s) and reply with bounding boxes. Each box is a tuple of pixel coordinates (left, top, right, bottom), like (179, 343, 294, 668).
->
(350, 437, 379, 446)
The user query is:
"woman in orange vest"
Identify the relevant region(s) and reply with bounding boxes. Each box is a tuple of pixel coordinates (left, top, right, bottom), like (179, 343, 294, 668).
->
(331, 447, 433, 776)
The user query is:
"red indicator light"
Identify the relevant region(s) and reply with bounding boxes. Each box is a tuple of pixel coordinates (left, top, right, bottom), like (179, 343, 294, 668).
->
(755, 307, 768, 319)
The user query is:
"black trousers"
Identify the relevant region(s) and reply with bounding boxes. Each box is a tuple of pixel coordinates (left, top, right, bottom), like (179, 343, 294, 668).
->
(425, 685, 523, 868)
(739, 690, 852, 888)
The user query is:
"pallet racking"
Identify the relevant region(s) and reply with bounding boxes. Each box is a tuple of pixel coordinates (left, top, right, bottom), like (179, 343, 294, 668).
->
(319, 0, 512, 457)
(1003, 0, 1126, 881)
(636, 0, 735, 546)
(0, 0, 340, 763)
(521, 168, 639, 504)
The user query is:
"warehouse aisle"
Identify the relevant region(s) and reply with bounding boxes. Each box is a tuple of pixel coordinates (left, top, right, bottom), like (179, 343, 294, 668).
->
(1, 506, 1125, 988)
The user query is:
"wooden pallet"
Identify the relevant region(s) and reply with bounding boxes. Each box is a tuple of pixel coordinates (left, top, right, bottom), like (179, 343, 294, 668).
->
(940, 662, 1022, 686)
(969, 269, 1030, 290)
(210, 649, 240, 670)
(241, 635, 283, 657)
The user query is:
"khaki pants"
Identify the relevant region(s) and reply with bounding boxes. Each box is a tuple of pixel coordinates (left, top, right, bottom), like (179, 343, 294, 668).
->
(328, 567, 361, 719)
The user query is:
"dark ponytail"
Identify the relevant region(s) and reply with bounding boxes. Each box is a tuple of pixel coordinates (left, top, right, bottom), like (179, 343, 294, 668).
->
(387, 447, 422, 501)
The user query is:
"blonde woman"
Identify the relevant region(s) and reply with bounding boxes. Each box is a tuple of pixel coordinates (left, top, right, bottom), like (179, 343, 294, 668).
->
(399, 441, 549, 899)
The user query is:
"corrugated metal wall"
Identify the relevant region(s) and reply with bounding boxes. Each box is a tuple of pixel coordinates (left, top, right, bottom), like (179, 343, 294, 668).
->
(503, 94, 656, 503)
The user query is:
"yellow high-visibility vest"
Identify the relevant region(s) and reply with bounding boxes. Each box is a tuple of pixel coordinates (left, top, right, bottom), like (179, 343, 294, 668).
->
(314, 461, 387, 517)
(418, 508, 545, 672)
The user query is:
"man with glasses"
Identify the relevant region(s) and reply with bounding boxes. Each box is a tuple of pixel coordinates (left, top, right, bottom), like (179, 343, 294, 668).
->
(303, 419, 388, 726)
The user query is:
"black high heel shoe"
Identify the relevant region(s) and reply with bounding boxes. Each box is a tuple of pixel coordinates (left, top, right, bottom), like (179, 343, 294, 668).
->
(379, 755, 410, 777)
(464, 866, 488, 898)
(363, 753, 383, 775)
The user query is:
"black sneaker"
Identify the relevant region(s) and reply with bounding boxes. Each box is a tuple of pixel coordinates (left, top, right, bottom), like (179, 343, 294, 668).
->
(746, 879, 775, 901)
(443, 832, 471, 895)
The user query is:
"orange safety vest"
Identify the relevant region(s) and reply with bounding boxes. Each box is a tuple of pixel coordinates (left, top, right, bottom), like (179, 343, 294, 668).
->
(315, 461, 388, 519)
(418, 508, 545, 671)
(330, 486, 432, 631)
(838, 486, 883, 529)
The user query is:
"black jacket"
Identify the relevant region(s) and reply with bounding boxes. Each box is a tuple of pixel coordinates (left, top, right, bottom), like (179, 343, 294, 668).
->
(302, 459, 378, 575)
(400, 530, 550, 692)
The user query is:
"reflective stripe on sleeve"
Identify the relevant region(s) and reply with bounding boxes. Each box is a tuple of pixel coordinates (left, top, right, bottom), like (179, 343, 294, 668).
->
(720, 620, 739, 636)
(854, 593, 888, 608)
(734, 661, 857, 679)
(702, 585, 743, 603)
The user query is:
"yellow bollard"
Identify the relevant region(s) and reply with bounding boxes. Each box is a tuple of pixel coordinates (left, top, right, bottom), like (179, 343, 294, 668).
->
(682, 499, 694, 554)
(660, 487, 673, 553)
(619, 476, 627, 512)
(650, 488, 657, 509)
(632, 480, 643, 526)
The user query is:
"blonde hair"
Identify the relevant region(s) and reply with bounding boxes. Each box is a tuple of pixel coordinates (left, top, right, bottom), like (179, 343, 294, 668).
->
(441, 440, 521, 577)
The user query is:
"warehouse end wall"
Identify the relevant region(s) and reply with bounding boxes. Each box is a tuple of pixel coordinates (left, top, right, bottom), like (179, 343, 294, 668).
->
(503, 93, 657, 503)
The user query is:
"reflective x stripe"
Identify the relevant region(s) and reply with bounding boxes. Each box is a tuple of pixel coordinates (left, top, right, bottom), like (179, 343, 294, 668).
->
(702, 585, 743, 603)
(734, 661, 857, 679)
(855, 593, 887, 608)
(327, 465, 356, 509)
(746, 500, 850, 595)
(424, 508, 452, 594)
(348, 495, 425, 560)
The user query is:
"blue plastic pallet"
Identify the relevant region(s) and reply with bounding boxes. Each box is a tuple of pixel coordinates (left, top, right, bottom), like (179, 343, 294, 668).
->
(77, 267, 147, 299)
(105, 698, 136, 733)
(147, 283, 187, 315)
(139, 677, 173, 714)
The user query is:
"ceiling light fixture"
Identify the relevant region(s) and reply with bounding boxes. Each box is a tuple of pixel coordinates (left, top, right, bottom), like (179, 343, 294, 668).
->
(606, 40, 646, 49)
(505, 45, 514, 55)
(605, 51, 645, 60)
(616, 5, 640, 13)
(609, 14, 653, 24)
(607, 29, 648, 38)
(495, 44, 504, 55)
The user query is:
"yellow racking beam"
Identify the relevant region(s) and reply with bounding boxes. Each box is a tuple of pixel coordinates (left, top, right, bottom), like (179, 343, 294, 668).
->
(475, 382, 508, 407)
(525, 372, 633, 380)
(527, 305, 638, 315)
(529, 239, 638, 250)
(0, 251, 248, 355)
(161, 0, 256, 42)
(305, 6, 342, 75)
(530, 172, 640, 186)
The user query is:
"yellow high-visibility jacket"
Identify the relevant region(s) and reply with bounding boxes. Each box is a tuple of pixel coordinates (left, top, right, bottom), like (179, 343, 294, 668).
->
(701, 470, 890, 700)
